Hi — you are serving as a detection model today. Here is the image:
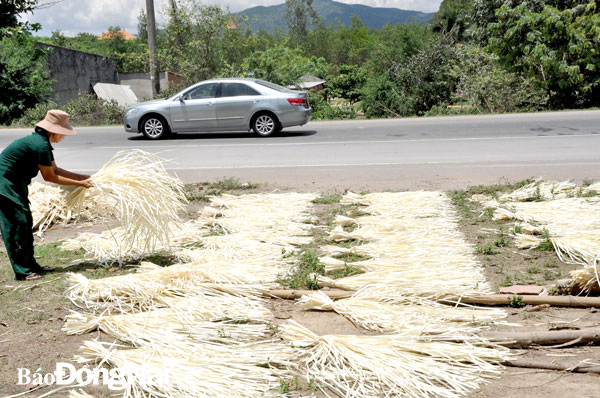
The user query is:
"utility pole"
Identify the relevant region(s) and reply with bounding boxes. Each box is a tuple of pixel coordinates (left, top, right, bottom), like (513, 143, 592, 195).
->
(145, 0, 160, 96)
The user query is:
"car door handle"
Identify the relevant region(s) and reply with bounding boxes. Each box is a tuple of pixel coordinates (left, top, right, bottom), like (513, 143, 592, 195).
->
(207, 101, 215, 107)
(250, 99, 258, 103)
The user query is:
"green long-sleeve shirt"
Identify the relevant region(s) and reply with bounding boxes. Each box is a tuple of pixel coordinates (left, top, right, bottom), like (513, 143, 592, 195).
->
(0, 131, 54, 210)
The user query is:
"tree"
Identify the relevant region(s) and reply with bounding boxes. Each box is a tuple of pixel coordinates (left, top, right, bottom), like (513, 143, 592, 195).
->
(327, 64, 367, 103)
(285, 0, 319, 47)
(430, 0, 473, 42)
(240, 46, 328, 86)
(453, 45, 548, 112)
(0, 33, 52, 124)
(137, 9, 148, 43)
(161, 0, 257, 83)
(487, 1, 600, 108)
(0, 0, 40, 37)
(361, 40, 458, 118)
(366, 23, 432, 75)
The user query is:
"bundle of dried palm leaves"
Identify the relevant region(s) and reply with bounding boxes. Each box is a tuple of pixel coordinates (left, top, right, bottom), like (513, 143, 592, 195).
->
(279, 320, 510, 398)
(65, 150, 187, 259)
(76, 340, 294, 398)
(299, 291, 507, 335)
(28, 181, 116, 236)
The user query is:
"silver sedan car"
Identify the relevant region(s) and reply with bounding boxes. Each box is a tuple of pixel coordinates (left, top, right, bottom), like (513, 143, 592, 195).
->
(123, 78, 312, 139)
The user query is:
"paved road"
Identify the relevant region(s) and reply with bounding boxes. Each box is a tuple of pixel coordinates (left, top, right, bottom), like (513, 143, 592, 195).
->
(2, 110, 599, 191)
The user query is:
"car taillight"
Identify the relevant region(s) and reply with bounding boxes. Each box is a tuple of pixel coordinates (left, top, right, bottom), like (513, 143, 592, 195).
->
(287, 98, 306, 106)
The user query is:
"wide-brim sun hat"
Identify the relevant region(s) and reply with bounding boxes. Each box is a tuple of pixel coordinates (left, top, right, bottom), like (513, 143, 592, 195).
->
(35, 109, 77, 136)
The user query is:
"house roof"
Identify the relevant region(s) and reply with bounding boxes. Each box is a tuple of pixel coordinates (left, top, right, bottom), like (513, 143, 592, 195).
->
(98, 29, 137, 40)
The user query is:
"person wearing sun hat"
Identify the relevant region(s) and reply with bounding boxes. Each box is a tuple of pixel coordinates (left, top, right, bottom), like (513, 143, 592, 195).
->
(0, 110, 93, 281)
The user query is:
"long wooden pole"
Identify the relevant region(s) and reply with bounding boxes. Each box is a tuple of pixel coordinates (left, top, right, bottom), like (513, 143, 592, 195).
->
(503, 359, 600, 373)
(266, 289, 600, 307)
(481, 328, 600, 348)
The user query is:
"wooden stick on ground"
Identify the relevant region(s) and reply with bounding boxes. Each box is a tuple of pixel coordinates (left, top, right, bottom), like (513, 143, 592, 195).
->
(503, 359, 600, 374)
(481, 328, 600, 348)
(267, 289, 600, 307)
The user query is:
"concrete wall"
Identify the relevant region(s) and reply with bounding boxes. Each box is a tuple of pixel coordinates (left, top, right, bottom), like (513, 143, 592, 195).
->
(119, 72, 184, 101)
(37, 43, 119, 105)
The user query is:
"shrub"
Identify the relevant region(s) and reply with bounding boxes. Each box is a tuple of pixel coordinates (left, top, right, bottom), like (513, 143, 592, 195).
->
(309, 91, 357, 120)
(453, 45, 548, 113)
(360, 73, 411, 118)
(12, 93, 124, 127)
(63, 93, 124, 125)
(14, 101, 58, 127)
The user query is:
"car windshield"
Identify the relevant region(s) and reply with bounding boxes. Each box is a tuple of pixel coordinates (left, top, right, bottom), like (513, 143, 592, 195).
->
(254, 79, 295, 93)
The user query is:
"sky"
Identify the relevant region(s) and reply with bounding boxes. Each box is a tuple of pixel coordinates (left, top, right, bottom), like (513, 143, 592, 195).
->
(22, 0, 442, 37)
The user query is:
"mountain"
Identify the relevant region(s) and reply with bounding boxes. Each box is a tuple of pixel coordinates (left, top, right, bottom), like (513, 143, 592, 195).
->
(237, 0, 433, 32)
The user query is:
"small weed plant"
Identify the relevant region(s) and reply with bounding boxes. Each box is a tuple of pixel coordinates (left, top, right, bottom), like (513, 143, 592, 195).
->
(509, 295, 524, 308)
(313, 193, 342, 204)
(279, 250, 325, 290)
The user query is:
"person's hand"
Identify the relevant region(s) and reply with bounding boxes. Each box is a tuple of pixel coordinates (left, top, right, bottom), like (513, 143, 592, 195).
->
(80, 174, 91, 181)
(80, 179, 93, 188)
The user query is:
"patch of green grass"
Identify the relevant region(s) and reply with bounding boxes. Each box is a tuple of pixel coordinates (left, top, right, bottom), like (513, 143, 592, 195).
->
(279, 250, 325, 290)
(448, 179, 534, 220)
(494, 236, 508, 247)
(183, 178, 259, 202)
(211, 177, 259, 191)
(138, 253, 178, 267)
(313, 193, 342, 204)
(537, 229, 554, 252)
(543, 269, 560, 281)
(476, 243, 498, 255)
(579, 189, 598, 198)
(327, 265, 364, 279)
(465, 179, 535, 199)
(337, 252, 369, 263)
(527, 266, 541, 274)
(513, 224, 522, 234)
(501, 274, 512, 287)
(34, 241, 85, 268)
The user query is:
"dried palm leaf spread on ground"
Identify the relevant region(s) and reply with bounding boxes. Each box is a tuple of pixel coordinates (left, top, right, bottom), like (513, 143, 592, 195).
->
(485, 179, 600, 292)
(60, 189, 514, 398)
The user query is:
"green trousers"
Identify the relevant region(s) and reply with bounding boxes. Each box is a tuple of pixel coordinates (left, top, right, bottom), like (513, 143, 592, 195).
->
(0, 195, 40, 280)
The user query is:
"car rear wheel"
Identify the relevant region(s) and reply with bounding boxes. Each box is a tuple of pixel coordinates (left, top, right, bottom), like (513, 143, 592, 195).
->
(252, 113, 279, 137)
(141, 115, 169, 140)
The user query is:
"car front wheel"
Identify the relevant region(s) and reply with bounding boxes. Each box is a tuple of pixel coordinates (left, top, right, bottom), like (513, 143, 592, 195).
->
(252, 114, 278, 137)
(141, 116, 169, 140)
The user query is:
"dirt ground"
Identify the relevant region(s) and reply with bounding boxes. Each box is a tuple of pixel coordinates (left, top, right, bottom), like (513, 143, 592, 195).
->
(1, 180, 600, 398)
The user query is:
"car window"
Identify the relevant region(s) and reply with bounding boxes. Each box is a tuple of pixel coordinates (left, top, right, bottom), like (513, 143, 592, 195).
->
(183, 83, 218, 100)
(254, 79, 295, 93)
(220, 83, 260, 97)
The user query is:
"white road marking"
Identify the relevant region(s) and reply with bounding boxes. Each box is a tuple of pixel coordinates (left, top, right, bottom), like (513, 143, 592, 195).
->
(74, 132, 599, 150)
(62, 160, 598, 172)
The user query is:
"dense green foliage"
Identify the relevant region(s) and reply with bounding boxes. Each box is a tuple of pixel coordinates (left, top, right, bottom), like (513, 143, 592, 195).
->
(487, 2, 600, 108)
(3, 0, 599, 125)
(0, 33, 52, 124)
(14, 94, 124, 127)
(0, 0, 39, 37)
